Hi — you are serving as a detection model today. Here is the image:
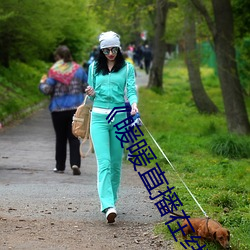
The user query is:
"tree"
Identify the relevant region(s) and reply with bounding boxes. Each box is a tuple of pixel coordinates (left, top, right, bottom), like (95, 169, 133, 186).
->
(148, 0, 177, 89)
(91, 0, 155, 48)
(190, 0, 250, 134)
(0, 0, 58, 66)
(184, 1, 218, 114)
(0, 0, 98, 66)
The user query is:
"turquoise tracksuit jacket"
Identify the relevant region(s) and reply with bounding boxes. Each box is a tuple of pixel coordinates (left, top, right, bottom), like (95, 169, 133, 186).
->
(87, 62, 138, 109)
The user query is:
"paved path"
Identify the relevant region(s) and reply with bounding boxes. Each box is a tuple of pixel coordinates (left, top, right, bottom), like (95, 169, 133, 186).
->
(0, 105, 157, 224)
(0, 71, 174, 249)
(0, 68, 150, 221)
(135, 68, 149, 88)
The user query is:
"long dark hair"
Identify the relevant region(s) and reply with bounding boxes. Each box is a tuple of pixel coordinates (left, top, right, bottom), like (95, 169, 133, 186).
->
(95, 48, 126, 75)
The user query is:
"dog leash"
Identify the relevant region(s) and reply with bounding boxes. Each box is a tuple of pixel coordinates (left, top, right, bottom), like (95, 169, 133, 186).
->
(139, 118, 209, 218)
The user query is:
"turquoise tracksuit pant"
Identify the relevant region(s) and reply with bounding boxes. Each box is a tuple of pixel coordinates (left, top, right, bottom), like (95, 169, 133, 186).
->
(90, 111, 126, 212)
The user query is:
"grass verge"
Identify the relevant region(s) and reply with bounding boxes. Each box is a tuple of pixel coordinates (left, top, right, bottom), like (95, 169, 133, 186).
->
(0, 60, 50, 125)
(136, 58, 250, 250)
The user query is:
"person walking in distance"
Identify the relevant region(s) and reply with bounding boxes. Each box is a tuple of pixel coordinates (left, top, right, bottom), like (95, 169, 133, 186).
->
(39, 45, 88, 175)
(143, 44, 153, 74)
(85, 31, 138, 223)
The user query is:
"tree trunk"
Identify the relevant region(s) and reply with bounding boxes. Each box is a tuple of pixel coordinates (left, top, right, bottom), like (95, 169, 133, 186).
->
(184, 4, 218, 114)
(147, 0, 169, 90)
(212, 0, 250, 134)
(191, 0, 250, 134)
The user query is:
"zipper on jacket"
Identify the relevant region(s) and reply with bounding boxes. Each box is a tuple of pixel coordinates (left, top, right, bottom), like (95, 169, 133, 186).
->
(108, 72, 111, 109)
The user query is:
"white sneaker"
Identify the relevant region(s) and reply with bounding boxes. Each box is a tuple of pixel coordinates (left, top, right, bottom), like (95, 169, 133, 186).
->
(105, 207, 117, 223)
(53, 168, 64, 173)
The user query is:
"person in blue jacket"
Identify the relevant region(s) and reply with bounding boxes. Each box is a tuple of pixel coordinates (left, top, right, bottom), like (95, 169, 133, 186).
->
(39, 45, 88, 175)
(85, 31, 138, 223)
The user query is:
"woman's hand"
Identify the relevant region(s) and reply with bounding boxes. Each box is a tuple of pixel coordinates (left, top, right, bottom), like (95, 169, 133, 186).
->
(131, 103, 138, 115)
(85, 86, 95, 97)
(40, 74, 47, 83)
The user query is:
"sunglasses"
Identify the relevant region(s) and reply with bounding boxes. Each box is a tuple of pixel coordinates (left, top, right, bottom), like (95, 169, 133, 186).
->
(102, 47, 119, 55)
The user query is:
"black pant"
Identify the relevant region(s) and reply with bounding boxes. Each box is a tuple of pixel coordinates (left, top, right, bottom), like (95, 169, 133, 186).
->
(144, 59, 151, 74)
(51, 110, 80, 171)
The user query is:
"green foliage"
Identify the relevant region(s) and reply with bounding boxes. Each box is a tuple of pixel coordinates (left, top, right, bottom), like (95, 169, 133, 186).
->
(92, 0, 156, 46)
(0, 0, 100, 66)
(210, 134, 250, 159)
(138, 58, 250, 249)
(210, 192, 238, 210)
(0, 60, 49, 122)
(165, 2, 184, 44)
(201, 121, 217, 136)
(232, 0, 250, 39)
(236, 37, 250, 95)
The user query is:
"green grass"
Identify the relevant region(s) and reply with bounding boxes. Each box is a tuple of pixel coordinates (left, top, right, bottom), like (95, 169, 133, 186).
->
(0, 60, 50, 123)
(136, 58, 250, 249)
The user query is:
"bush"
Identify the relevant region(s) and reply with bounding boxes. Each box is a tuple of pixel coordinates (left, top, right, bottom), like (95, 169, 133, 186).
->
(210, 135, 250, 159)
(210, 192, 237, 209)
(0, 60, 49, 123)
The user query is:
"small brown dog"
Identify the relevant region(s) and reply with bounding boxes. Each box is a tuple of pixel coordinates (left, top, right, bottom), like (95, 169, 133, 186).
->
(181, 217, 230, 249)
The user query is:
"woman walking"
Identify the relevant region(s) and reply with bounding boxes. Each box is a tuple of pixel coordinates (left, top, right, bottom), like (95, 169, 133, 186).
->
(85, 31, 138, 223)
(39, 45, 88, 175)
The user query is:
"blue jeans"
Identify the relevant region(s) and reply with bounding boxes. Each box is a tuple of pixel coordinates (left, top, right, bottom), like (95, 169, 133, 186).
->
(90, 111, 126, 212)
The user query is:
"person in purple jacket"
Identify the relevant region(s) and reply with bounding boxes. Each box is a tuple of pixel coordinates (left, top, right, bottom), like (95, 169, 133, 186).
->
(39, 45, 88, 175)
